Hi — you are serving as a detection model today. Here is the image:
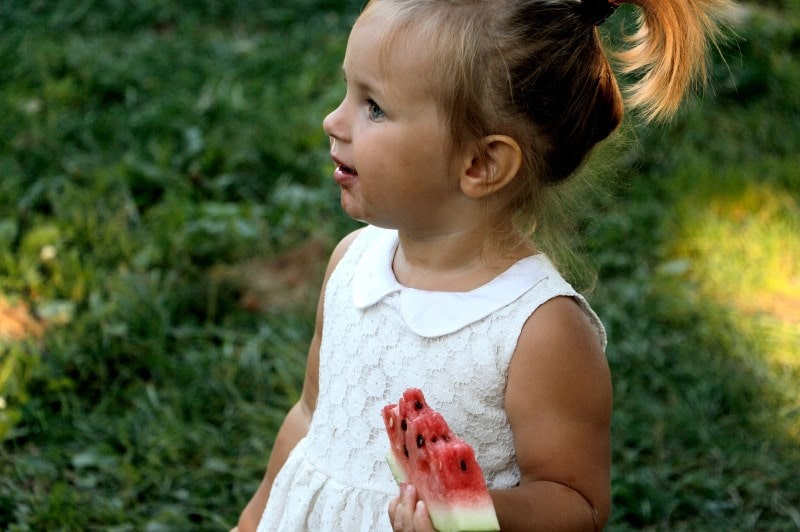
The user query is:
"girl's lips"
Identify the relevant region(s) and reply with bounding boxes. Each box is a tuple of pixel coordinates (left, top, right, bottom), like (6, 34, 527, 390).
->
(333, 163, 358, 186)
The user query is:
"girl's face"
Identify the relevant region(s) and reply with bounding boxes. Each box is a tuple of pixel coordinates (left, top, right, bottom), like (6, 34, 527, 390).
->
(322, 12, 466, 234)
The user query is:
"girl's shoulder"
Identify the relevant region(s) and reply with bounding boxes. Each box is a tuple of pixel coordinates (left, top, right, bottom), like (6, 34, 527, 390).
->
(321, 225, 393, 294)
(314, 227, 367, 302)
(326, 226, 374, 270)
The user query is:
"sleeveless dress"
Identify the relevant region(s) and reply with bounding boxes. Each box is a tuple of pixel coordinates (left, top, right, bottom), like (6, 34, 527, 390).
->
(257, 225, 606, 531)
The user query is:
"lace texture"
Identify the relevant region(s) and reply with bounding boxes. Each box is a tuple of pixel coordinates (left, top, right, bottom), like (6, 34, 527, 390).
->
(257, 226, 606, 531)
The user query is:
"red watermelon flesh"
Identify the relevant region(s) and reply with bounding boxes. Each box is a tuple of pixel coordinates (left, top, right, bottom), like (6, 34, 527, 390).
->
(382, 388, 500, 532)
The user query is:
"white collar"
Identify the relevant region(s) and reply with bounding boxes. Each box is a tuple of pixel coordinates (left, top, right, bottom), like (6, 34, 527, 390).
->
(352, 229, 552, 337)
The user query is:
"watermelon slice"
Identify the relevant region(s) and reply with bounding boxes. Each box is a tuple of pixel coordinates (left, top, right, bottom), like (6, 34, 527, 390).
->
(382, 388, 500, 532)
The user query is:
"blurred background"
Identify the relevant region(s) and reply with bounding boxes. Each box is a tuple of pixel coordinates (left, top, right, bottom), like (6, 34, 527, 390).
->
(0, 0, 797, 529)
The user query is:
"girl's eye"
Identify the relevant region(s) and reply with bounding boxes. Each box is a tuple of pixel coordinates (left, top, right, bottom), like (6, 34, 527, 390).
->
(367, 99, 385, 120)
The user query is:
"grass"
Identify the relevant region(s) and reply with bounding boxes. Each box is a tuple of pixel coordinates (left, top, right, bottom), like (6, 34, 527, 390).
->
(587, 5, 800, 527)
(1, 1, 799, 530)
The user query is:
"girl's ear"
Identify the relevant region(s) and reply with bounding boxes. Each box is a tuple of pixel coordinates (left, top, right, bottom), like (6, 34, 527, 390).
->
(459, 135, 523, 199)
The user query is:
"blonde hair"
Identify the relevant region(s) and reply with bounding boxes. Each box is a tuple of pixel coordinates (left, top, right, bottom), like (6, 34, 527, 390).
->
(359, 0, 734, 228)
(617, 0, 735, 121)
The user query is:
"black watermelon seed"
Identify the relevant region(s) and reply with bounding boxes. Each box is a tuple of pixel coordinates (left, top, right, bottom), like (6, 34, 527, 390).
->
(460, 459, 467, 471)
(401, 419, 407, 431)
(416, 434, 424, 448)
(431, 436, 437, 443)
(403, 444, 409, 458)
(414, 400, 423, 410)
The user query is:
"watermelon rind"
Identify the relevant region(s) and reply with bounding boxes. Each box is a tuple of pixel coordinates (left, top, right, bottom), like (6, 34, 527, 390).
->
(386, 451, 407, 484)
(427, 502, 501, 532)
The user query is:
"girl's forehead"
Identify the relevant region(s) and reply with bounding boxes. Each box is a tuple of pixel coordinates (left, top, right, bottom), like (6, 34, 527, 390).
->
(349, 9, 408, 55)
(345, 14, 436, 89)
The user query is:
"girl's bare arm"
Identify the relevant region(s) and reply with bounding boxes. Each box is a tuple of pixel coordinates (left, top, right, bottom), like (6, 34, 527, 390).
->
(494, 295, 612, 531)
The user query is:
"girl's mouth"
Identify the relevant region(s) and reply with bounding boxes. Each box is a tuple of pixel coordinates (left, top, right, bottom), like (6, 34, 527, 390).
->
(334, 164, 358, 185)
(339, 164, 357, 176)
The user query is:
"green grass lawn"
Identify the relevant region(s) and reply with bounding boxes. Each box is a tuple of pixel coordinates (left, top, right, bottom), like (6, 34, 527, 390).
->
(1, 1, 798, 530)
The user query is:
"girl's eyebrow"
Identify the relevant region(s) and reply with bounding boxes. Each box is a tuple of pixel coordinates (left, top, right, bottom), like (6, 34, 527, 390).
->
(342, 67, 381, 97)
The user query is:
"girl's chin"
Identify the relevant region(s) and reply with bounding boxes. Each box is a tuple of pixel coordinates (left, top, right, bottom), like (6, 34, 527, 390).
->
(339, 191, 365, 221)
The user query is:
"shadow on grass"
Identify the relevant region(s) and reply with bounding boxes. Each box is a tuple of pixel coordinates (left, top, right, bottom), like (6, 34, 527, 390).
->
(597, 270, 800, 529)
(593, 6, 800, 527)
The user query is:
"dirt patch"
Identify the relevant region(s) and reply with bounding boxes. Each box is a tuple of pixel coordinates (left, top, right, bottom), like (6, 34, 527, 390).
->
(223, 237, 330, 313)
(0, 296, 44, 341)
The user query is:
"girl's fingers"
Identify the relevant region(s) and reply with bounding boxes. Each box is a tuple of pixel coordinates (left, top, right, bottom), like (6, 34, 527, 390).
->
(388, 484, 436, 532)
(389, 482, 423, 531)
(388, 494, 400, 520)
(413, 500, 436, 532)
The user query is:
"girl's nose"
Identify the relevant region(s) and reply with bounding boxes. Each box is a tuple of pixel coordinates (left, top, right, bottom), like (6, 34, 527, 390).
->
(322, 101, 348, 142)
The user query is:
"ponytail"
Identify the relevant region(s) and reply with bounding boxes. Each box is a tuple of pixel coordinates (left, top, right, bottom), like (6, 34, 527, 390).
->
(615, 0, 737, 121)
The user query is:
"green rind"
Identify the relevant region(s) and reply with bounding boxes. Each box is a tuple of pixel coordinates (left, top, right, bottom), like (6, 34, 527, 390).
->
(385, 453, 499, 532)
(427, 502, 501, 532)
(386, 451, 407, 484)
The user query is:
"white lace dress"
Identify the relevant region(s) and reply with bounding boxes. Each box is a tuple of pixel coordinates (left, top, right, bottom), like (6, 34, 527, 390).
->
(257, 226, 606, 531)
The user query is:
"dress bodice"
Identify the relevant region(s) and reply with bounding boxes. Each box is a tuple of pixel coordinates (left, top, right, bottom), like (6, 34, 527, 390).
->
(257, 225, 606, 531)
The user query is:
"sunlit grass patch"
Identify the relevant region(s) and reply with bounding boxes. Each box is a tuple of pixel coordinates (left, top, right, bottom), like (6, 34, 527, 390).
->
(675, 184, 800, 306)
(659, 161, 800, 445)
(666, 168, 800, 334)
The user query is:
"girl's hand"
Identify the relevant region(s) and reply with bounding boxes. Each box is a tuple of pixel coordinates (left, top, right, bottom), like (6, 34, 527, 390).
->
(387, 483, 436, 532)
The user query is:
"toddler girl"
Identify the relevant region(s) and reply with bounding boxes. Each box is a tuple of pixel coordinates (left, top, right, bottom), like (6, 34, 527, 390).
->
(237, 0, 733, 529)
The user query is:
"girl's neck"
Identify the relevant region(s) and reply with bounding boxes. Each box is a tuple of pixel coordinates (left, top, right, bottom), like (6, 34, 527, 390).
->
(391, 223, 536, 292)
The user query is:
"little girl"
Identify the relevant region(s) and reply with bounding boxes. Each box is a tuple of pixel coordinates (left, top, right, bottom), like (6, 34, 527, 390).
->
(237, 0, 733, 529)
